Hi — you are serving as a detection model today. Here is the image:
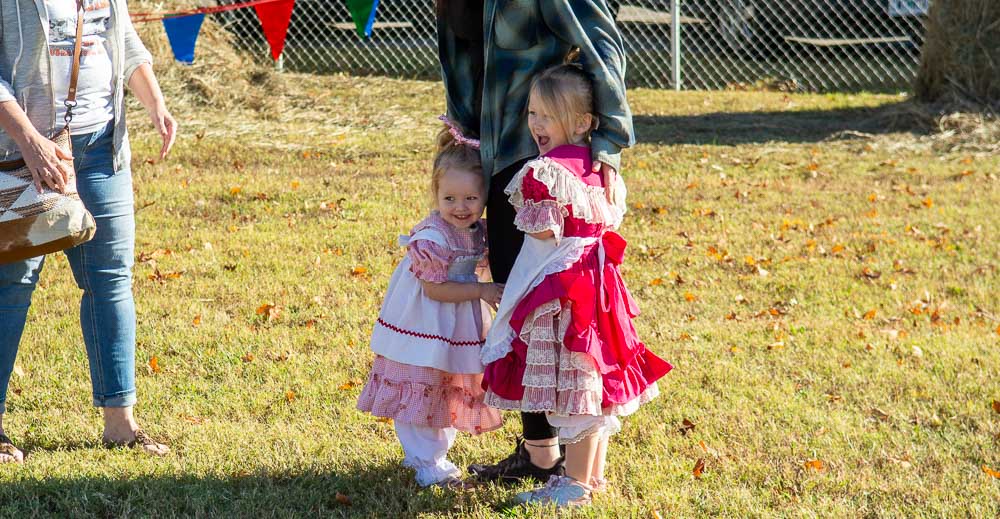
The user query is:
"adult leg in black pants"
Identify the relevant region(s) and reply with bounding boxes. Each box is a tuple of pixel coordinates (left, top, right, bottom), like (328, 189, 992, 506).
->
(468, 159, 565, 483)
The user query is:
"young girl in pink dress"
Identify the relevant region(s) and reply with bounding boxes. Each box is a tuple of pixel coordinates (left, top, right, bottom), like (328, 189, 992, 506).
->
(357, 125, 504, 487)
(480, 62, 673, 507)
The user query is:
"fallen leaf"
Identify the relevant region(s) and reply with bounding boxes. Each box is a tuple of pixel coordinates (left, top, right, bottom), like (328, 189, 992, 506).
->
(149, 356, 161, 374)
(351, 266, 368, 277)
(230, 186, 242, 196)
(684, 292, 698, 302)
(256, 303, 280, 321)
(871, 408, 892, 421)
(860, 267, 882, 280)
(241, 352, 255, 363)
(982, 465, 1000, 479)
(693, 458, 705, 479)
(699, 440, 720, 457)
(291, 180, 300, 190)
(804, 459, 824, 471)
(922, 197, 933, 208)
(375, 416, 393, 424)
(192, 314, 202, 326)
(992, 400, 1000, 414)
(650, 277, 664, 286)
(338, 378, 362, 391)
(679, 418, 696, 435)
(335, 492, 352, 506)
(863, 309, 877, 320)
(180, 414, 205, 425)
(285, 390, 296, 402)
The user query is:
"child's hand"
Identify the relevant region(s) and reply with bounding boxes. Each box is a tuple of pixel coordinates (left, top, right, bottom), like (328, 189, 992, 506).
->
(480, 282, 504, 311)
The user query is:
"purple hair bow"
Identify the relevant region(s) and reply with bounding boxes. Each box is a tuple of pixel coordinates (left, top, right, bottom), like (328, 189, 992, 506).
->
(438, 115, 481, 149)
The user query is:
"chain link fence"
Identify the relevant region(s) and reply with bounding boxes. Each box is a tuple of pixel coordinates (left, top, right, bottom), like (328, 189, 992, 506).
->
(217, 0, 928, 92)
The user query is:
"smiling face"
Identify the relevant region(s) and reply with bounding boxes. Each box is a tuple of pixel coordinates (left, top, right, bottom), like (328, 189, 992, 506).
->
(435, 168, 486, 229)
(528, 91, 593, 156)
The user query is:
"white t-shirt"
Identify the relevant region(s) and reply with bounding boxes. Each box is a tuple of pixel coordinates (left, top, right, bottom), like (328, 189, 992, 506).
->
(46, 0, 114, 135)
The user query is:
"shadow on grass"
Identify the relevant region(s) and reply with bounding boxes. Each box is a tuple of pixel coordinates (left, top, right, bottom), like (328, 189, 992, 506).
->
(0, 463, 489, 517)
(634, 101, 932, 146)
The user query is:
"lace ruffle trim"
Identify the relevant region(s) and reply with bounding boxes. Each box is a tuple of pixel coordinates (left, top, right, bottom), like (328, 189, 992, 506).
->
(480, 240, 594, 364)
(505, 157, 626, 229)
(513, 200, 566, 241)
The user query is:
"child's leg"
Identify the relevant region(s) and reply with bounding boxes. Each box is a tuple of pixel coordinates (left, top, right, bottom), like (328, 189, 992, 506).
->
(564, 433, 600, 485)
(394, 422, 459, 486)
(591, 434, 609, 482)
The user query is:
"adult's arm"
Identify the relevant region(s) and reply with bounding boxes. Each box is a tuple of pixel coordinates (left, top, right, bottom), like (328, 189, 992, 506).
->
(0, 101, 73, 193)
(538, 0, 635, 173)
(120, 3, 176, 159)
(128, 64, 176, 160)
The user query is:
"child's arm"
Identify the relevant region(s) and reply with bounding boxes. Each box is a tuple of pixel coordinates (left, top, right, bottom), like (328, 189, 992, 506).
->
(421, 280, 503, 309)
(527, 230, 555, 241)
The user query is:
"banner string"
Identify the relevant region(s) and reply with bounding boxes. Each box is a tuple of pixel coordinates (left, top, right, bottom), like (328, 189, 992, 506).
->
(130, 0, 289, 23)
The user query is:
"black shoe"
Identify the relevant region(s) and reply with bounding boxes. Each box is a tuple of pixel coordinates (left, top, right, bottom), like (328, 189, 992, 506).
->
(467, 437, 565, 484)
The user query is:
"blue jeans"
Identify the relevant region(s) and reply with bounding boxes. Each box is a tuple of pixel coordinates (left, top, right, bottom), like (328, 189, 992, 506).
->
(0, 122, 137, 414)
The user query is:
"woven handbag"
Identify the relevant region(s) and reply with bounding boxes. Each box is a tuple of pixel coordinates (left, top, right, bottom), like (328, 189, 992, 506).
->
(0, 0, 95, 264)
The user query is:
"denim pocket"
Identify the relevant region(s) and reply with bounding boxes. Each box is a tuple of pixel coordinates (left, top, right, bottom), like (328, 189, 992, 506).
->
(494, 0, 540, 50)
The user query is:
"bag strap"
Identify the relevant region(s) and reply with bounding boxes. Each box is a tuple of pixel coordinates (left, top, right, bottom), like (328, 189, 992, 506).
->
(64, 0, 85, 125)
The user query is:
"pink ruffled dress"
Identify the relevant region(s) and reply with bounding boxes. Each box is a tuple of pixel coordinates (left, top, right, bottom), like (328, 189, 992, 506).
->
(357, 213, 502, 435)
(481, 145, 672, 440)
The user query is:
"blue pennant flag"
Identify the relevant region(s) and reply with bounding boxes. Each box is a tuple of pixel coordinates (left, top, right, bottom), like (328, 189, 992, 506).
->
(163, 13, 205, 64)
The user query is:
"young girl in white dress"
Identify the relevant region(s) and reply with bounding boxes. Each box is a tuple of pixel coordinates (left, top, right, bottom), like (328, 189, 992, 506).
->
(357, 122, 504, 487)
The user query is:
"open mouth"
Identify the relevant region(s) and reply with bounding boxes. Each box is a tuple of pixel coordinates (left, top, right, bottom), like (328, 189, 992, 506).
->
(536, 135, 550, 147)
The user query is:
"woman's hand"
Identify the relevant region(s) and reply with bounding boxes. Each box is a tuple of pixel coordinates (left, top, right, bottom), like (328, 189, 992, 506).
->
(148, 102, 177, 160)
(479, 282, 505, 311)
(22, 131, 73, 194)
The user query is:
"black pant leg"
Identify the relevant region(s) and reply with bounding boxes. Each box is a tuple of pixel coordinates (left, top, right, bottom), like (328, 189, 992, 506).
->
(486, 160, 528, 284)
(487, 159, 558, 442)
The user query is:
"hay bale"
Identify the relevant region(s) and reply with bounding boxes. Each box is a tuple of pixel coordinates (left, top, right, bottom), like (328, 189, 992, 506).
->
(914, 0, 1000, 108)
(131, 1, 286, 118)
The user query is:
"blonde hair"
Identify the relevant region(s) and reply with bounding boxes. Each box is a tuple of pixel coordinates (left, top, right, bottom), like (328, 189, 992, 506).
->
(431, 125, 484, 202)
(529, 49, 598, 144)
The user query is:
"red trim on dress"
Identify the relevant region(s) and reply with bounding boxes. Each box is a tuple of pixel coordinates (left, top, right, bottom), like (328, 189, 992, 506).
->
(377, 318, 485, 346)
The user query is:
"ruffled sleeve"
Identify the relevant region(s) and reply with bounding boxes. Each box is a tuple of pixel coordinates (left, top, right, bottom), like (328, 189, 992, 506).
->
(513, 168, 567, 242)
(408, 240, 452, 283)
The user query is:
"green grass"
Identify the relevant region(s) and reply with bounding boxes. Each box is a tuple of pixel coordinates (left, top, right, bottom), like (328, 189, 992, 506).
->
(1, 74, 999, 518)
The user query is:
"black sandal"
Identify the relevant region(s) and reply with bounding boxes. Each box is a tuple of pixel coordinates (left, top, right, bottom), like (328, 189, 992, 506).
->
(0, 432, 23, 462)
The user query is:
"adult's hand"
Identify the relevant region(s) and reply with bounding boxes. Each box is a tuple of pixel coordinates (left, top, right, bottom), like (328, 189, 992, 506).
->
(147, 102, 177, 160)
(593, 160, 619, 205)
(22, 131, 73, 194)
(0, 101, 72, 193)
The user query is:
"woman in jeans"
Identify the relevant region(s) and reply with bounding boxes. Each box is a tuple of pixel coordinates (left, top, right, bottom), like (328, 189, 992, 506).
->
(0, 0, 176, 462)
(436, 0, 634, 483)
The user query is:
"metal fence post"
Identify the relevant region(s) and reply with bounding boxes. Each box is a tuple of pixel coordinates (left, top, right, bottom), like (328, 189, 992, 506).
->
(672, 0, 681, 90)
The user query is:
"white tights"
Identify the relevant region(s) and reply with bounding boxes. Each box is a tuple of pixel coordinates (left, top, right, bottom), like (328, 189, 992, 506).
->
(395, 422, 460, 486)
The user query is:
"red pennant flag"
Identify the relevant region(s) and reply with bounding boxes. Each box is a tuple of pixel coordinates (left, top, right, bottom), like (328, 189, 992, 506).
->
(254, 0, 296, 61)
